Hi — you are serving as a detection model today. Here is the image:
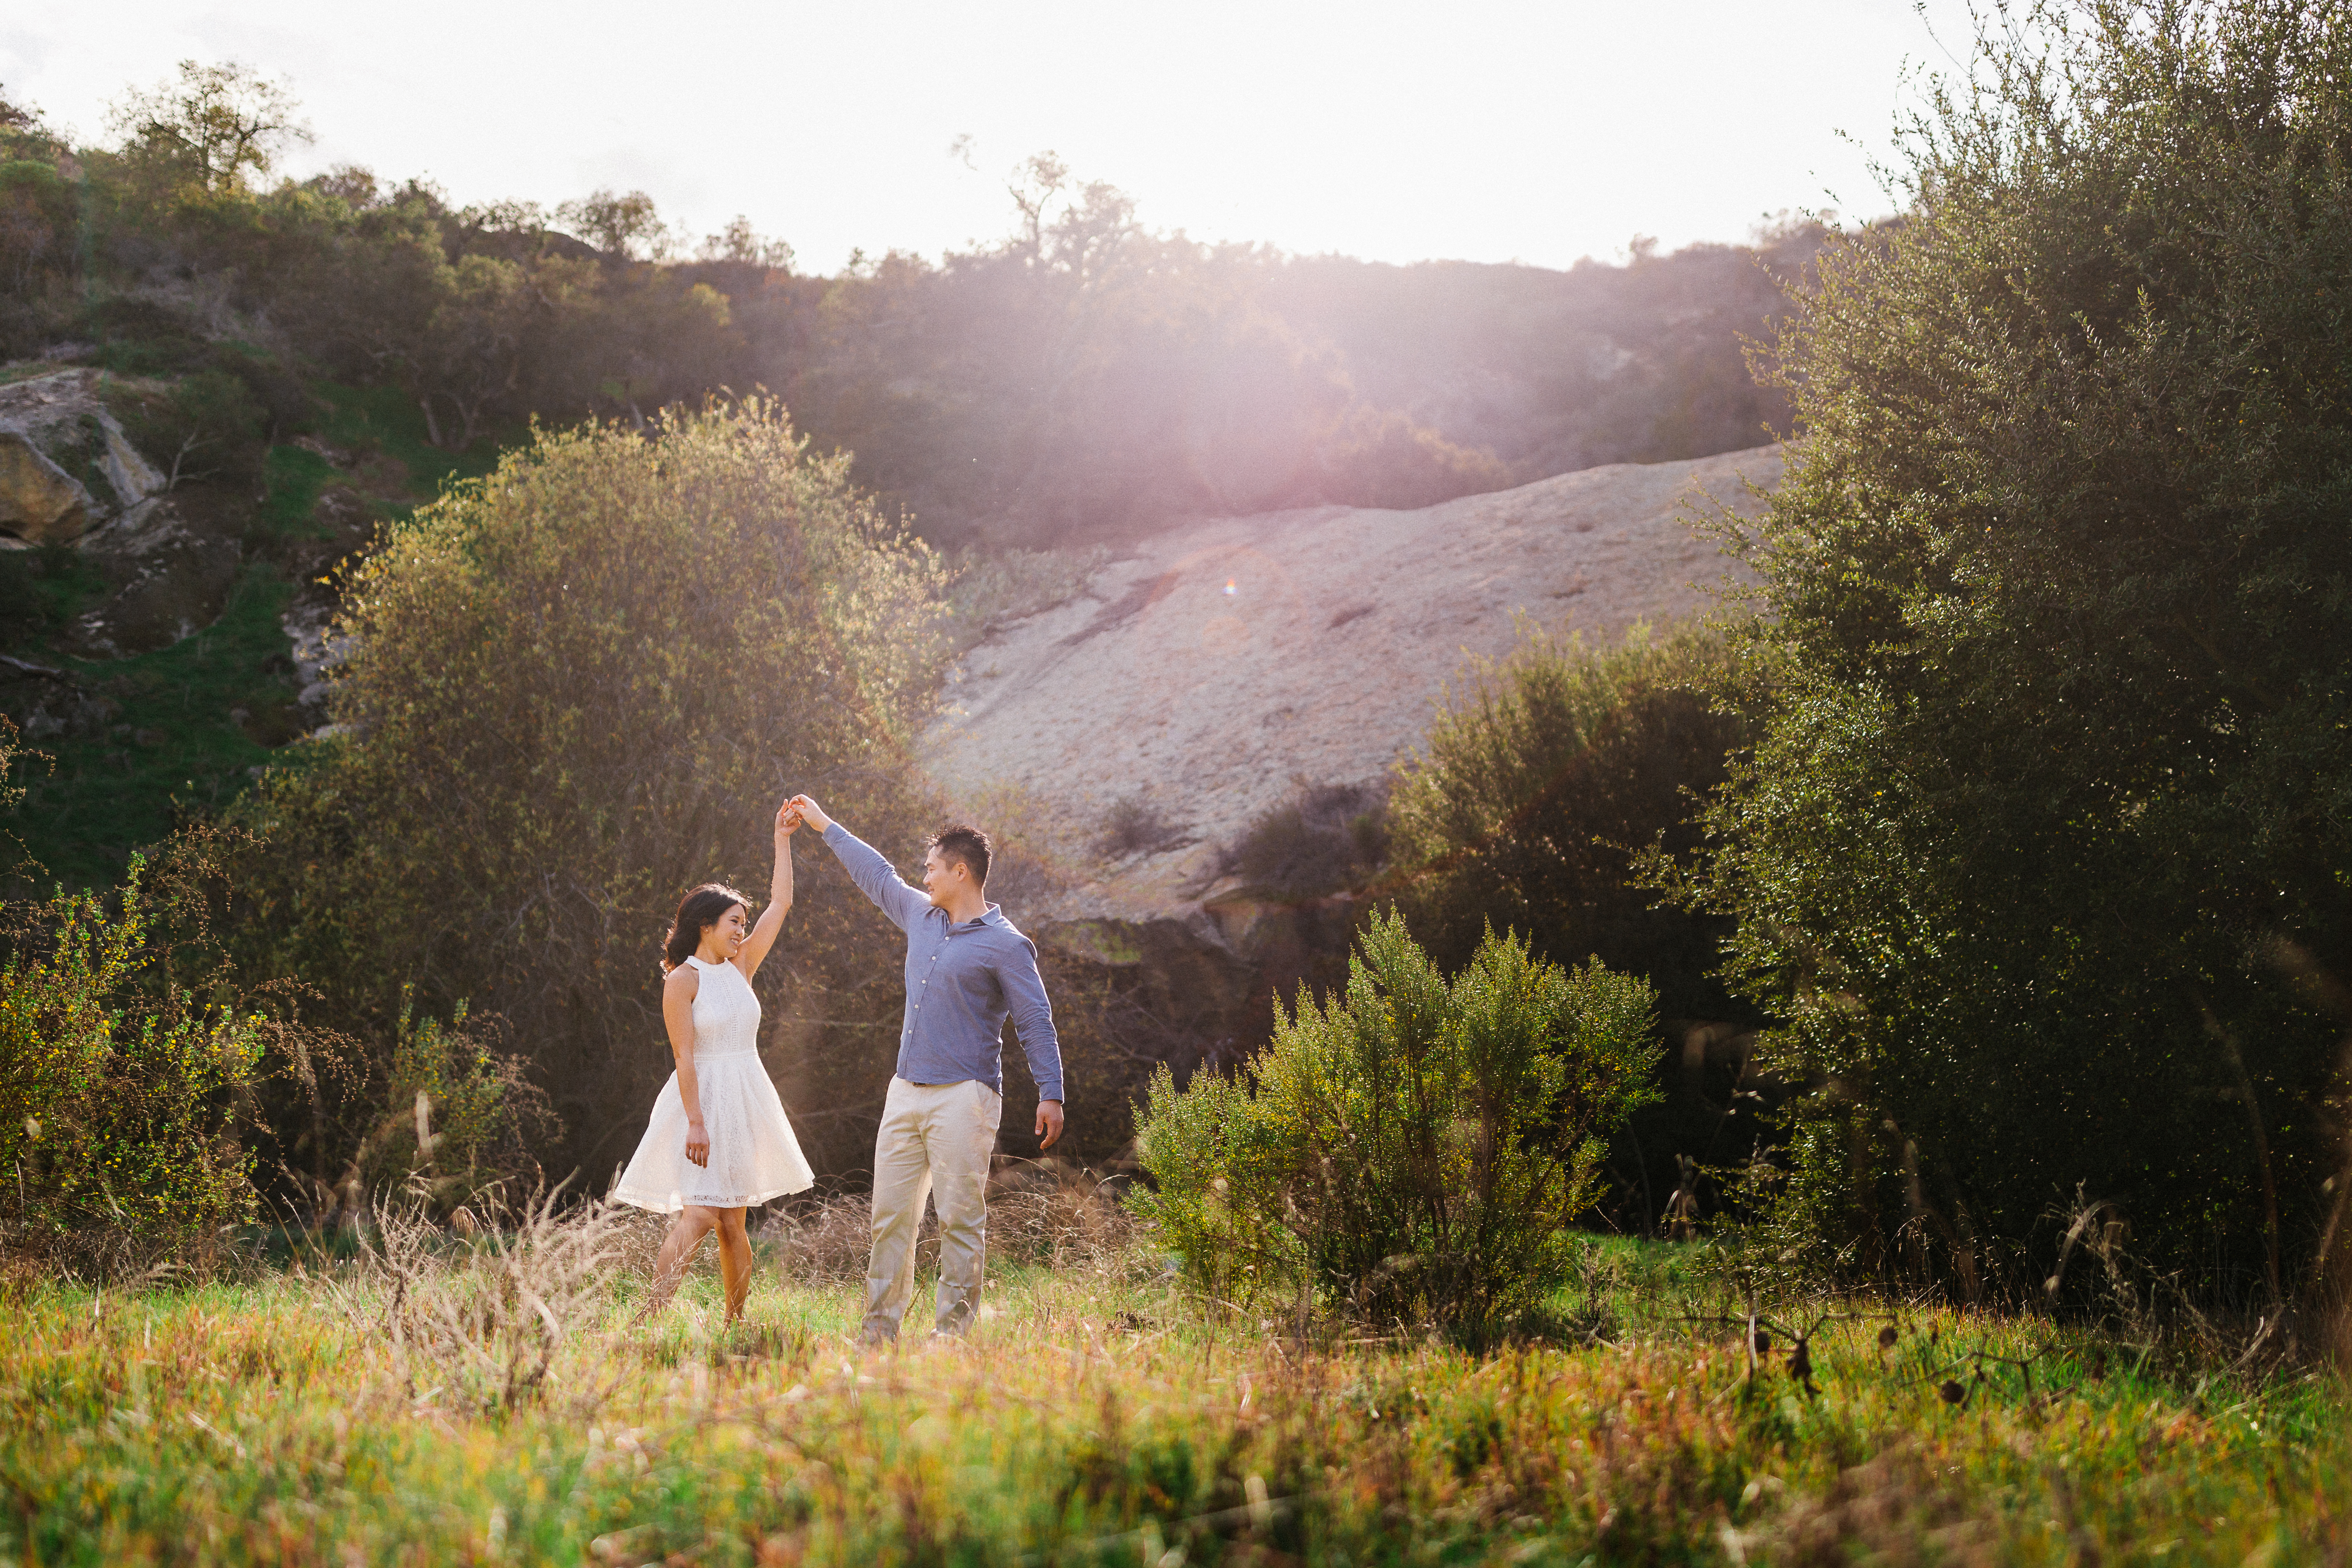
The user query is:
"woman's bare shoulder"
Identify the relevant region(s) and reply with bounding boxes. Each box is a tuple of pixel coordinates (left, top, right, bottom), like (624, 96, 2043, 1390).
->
(664, 964, 700, 999)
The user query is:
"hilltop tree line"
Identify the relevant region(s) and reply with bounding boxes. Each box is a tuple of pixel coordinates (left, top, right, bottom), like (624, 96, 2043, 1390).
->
(0, 62, 1811, 545)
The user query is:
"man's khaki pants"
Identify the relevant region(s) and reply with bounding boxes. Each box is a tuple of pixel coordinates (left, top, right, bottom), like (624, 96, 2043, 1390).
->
(865, 1076, 1000, 1344)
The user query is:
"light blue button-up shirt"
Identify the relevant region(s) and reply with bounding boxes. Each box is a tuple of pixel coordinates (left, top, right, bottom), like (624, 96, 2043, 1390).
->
(821, 823, 1065, 1102)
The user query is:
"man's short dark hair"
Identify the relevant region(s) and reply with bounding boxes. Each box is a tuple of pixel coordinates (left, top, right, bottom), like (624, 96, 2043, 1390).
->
(928, 824, 992, 886)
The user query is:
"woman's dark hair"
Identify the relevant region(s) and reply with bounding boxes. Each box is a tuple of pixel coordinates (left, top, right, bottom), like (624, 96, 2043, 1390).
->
(664, 883, 752, 972)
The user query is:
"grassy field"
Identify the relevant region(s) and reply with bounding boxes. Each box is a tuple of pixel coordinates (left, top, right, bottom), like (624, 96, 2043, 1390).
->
(1, 1215, 2344, 1568)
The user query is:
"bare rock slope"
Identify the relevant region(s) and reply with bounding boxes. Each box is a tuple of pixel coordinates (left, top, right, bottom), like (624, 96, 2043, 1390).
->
(0, 369, 169, 545)
(921, 445, 1781, 926)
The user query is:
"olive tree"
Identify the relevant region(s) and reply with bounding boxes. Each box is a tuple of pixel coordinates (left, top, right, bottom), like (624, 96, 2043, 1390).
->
(107, 60, 310, 193)
(240, 404, 950, 1185)
(1682, 0, 2352, 1303)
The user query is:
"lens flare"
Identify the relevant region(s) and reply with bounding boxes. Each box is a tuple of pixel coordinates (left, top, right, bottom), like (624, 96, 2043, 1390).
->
(1223, 578, 1238, 596)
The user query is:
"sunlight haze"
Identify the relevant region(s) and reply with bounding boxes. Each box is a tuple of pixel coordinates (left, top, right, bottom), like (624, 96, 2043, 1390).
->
(10, 0, 1975, 271)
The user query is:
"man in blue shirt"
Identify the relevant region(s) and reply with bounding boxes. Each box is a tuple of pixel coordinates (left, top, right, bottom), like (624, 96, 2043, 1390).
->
(789, 794, 1065, 1344)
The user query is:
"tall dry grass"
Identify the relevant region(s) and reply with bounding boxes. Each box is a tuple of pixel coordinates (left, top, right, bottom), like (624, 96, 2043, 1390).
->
(5, 1230, 2347, 1566)
(326, 1185, 641, 1416)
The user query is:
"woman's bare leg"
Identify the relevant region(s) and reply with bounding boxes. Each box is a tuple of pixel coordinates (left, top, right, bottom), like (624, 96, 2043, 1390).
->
(715, 1207, 753, 1324)
(643, 1205, 720, 1316)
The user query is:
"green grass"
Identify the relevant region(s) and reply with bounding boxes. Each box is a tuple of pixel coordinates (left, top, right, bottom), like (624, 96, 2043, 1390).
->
(257, 444, 339, 537)
(311, 380, 513, 499)
(0, 359, 73, 387)
(260, 380, 517, 542)
(1, 1234, 2342, 1566)
(6, 565, 300, 888)
(0, 545, 107, 651)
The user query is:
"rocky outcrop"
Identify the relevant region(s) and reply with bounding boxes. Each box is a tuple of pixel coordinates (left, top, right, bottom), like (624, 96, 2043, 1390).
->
(0, 654, 118, 743)
(281, 596, 358, 734)
(0, 433, 92, 544)
(921, 444, 1781, 933)
(0, 368, 281, 657)
(0, 370, 168, 545)
(61, 501, 245, 658)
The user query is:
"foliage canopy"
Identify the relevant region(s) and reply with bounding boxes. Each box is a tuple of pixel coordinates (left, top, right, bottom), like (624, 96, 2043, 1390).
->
(1385, 625, 1767, 1229)
(1681, 0, 2352, 1298)
(234, 404, 950, 1183)
(2, 61, 1812, 527)
(0, 850, 263, 1270)
(1135, 911, 1659, 1341)
(1390, 625, 1754, 1023)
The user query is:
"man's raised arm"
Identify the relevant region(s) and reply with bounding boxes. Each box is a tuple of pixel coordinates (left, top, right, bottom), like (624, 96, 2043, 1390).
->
(788, 795, 927, 932)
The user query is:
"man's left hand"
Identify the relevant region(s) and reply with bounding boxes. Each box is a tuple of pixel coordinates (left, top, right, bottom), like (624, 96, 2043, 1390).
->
(1036, 1099, 1065, 1150)
(787, 794, 834, 834)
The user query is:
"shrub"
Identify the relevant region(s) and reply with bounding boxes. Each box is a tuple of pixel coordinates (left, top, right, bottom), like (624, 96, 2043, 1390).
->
(1220, 781, 1387, 900)
(1310, 404, 1511, 511)
(1385, 624, 1765, 1231)
(234, 401, 950, 1184)
(1388, 624, 1753, 1020)
(109, 367, 270, 486)
(0, 855, 263, 1272)
(1133, 910, 1658, 1341)
(1097, 794, 1190, 860)
(333, 993, 555, 1220)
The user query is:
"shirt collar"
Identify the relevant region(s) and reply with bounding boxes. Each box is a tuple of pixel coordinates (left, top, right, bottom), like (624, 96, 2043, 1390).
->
(952, 903, 1004, 931)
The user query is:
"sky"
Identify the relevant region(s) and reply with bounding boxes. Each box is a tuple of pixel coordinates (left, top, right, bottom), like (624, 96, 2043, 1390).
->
(5, 2, 1980, 275)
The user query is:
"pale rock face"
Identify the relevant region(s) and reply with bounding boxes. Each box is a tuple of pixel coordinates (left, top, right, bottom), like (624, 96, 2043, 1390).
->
(0, 369, 170, 545)
(0, 433, 91, 544)
(919, 445, 1781, 928)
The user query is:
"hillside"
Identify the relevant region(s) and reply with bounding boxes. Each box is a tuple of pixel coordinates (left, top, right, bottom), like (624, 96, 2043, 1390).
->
(0, 64, 1814, 889)
(0, 367, 494, 886)
(922, 444, 1779, 929)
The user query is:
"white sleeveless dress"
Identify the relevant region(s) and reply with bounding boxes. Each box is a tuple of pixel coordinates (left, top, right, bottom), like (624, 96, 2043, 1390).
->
(612, 955, 815, 1211)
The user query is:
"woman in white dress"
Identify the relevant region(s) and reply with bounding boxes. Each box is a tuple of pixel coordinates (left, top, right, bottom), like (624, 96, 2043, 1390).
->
(614, 799, 815, 1322)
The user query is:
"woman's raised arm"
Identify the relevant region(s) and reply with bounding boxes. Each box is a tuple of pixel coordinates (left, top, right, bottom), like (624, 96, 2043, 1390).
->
(737, 799, 799, 980)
